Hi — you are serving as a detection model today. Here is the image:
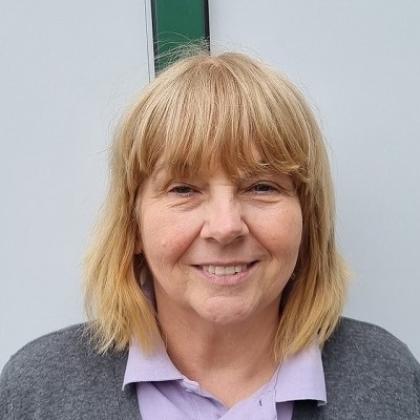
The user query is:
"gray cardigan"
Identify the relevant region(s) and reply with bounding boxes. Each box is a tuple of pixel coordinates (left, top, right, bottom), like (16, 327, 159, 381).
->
(1, 317, 419, 419)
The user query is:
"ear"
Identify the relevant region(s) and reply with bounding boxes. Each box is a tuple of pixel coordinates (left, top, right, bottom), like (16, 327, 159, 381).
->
(134, 234, 143, 255)
(133, 196, 143, 254)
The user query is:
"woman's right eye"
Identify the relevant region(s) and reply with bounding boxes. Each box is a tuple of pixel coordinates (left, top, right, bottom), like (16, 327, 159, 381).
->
(168, 185, 196, 197)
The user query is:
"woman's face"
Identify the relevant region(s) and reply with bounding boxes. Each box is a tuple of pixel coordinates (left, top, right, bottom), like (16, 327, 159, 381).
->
(136, 160, 303, 327)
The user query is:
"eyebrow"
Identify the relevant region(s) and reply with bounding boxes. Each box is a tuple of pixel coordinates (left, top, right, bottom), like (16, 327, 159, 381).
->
(149, 159, 293, 187)
(150, 163, 173, 183)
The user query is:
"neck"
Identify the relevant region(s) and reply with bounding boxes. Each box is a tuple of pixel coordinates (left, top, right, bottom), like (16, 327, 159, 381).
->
(157, 301, 280, 387)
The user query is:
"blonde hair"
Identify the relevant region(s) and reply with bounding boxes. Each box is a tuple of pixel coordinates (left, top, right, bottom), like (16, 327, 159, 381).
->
(84, 46, 349, 362)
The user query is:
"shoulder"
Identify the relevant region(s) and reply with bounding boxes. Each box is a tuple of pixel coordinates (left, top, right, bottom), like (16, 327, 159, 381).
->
(320, 316, 420, 418)
(325, 316, 419, 370)
(0, 324, 128, 419)
(3, 323, 88, 363)
(1, 323, 102, 384)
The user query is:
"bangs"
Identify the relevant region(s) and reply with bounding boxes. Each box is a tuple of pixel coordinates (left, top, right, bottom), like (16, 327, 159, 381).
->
(135, 53, 315, 186)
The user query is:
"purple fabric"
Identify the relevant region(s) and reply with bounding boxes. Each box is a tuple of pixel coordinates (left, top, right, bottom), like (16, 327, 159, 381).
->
(123, 339, 326, 420)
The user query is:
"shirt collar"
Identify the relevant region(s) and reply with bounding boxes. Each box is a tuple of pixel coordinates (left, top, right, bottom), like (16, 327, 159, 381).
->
(123, 338, 327, 406)
(274, 342, 327, 406)
(123, 338, 183, 389)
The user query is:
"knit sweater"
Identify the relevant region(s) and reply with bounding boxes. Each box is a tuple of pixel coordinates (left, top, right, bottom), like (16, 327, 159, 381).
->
(1, 317, 419, 419)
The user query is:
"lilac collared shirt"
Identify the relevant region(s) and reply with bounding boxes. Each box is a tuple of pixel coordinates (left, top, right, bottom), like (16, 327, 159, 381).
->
(123, 340, 327, 420)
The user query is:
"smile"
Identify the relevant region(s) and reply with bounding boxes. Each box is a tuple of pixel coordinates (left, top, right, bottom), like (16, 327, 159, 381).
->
(201, 264, 248, 276)
(193, 261, 258, 285)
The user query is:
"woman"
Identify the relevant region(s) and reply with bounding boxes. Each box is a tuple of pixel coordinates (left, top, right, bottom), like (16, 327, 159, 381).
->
(1, 49, 419, 420)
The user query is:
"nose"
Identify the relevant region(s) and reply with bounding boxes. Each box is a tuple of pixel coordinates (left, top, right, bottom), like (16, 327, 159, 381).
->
(200, 194, 249, 245)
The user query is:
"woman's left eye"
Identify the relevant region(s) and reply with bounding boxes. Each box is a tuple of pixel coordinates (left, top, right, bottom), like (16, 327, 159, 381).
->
(248, 183, 279, 194)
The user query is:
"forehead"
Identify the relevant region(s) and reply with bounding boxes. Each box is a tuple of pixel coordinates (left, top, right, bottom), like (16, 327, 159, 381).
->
(149, 158, 294, 189)
(150, 149, 271, 181)
(136, 126, 304, 192)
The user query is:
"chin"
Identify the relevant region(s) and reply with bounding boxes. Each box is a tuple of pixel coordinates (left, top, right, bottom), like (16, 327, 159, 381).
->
(197, 298, 255, 326)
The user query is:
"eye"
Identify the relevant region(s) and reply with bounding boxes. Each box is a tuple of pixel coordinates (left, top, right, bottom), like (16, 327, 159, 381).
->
(168, 184, 197, 197)
(248, 182, 279, 194)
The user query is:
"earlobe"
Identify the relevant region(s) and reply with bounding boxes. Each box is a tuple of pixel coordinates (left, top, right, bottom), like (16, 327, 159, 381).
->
(134, 235, 143, 255)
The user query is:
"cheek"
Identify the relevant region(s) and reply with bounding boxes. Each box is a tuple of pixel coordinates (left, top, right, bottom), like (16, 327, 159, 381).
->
(284, 209, 303, 250)
(140, 208, 199, 268)
(255, 204, 303, 254)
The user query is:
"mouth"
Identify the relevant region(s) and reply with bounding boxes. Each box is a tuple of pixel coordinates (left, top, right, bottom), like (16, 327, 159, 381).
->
(192, 261, 258, 285)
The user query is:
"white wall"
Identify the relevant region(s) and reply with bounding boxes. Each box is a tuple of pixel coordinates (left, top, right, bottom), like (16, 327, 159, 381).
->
(0, 0, 151, 368)
(1, 0, 419, 370)
(209, 0, 420, 358)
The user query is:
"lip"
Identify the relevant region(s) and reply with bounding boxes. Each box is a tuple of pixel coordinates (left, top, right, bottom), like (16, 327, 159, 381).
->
(193, 261, 258, 286)
(194, 261, 255, 266)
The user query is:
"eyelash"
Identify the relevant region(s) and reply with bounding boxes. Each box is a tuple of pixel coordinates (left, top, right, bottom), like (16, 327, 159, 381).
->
(168, 182, 281, 197)
(168, 185, 196, 197)
(248, 183, 279, 194)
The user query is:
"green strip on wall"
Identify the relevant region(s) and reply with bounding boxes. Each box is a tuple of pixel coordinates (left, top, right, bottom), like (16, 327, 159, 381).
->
(151, 0, 210, 73)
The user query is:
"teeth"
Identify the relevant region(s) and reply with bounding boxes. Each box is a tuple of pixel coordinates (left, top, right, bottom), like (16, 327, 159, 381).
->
(215, 266, 225, 275)
(202, 264, 248, 276)
(224, 266, 235, 275)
